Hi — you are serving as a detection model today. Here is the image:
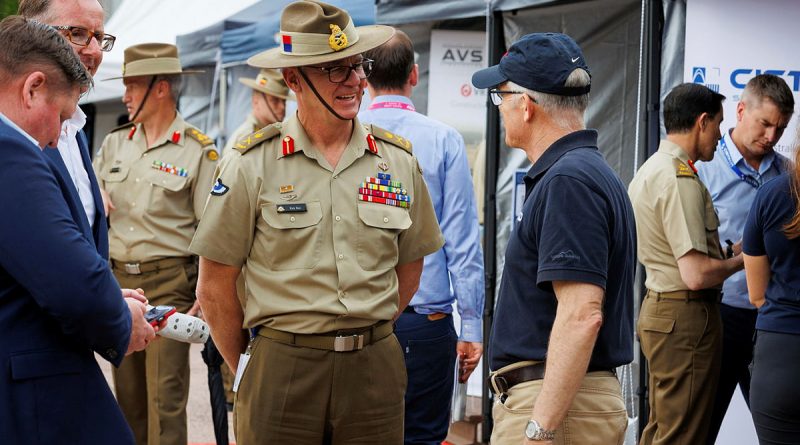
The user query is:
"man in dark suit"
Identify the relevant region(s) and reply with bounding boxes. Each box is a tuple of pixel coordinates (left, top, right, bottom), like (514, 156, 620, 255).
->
(19, 0, 114, 256)
(0, 16, 155, 444)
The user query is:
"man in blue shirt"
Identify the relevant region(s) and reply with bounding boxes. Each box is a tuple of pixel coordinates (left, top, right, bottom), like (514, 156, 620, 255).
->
(472, 33, 636, 444)
(696, 74, 794, 444)
(361, 30, 485, 445)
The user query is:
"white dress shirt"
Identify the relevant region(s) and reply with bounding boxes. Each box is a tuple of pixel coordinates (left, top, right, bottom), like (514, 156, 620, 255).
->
(57, 106, 96, 227)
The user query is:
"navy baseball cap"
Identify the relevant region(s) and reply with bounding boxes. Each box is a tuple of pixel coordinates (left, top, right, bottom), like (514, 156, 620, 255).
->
(472, 33, 591, 96)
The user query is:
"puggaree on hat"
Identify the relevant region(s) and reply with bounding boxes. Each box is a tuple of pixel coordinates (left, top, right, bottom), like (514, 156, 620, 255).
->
(248, 0, 394, 69)
(105, 42, 202, 80)
(239, 68, 294, 100)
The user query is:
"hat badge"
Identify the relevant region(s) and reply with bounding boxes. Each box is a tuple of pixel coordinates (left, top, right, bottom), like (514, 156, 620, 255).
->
(328, 24, 348, 51)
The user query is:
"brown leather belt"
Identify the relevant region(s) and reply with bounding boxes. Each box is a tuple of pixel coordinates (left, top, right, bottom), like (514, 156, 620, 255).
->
(490, 362, 616, 394)
(646, 289, 721, 302)
(257, 321, 393, 352)
(111, 257, 194, 275)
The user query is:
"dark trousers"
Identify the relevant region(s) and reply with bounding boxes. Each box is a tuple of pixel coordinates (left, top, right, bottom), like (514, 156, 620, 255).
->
(750, 330, 800, 445)
(706, 304, 758, 444)
(394, 311, 458, 445)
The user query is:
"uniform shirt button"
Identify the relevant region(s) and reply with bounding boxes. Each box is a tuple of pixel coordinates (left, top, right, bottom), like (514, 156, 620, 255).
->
(337, 254, 344, 260)
(143, 153, 148, 157)
(383, 217, 389, 223)
(106, 349, 118, 360)
(129, 227, 135, 232)
(290, 216, 296, 222)
(135, 178, 140, 183)
(335, 215, 341, 221)
(131, 202, 136, 207)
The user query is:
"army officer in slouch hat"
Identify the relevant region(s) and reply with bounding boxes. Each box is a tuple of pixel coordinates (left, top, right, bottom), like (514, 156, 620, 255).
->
(190, 2, 443, 444)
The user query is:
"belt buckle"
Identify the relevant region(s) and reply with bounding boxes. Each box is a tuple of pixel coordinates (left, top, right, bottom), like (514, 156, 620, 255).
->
(333, 334, 364, 352)
(124, 263, 142, 275)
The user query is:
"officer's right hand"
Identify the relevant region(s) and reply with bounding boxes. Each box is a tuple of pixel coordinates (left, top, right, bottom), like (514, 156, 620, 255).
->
(100, 187, 115, 215)
(124, 298, 156, 355)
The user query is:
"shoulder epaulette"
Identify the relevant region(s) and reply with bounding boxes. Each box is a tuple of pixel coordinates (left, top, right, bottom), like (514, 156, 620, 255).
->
(234, 123, 282, 154)
(109, 122, 135, 134)
(674, 158, 696, 178)
(185, 127, 215, 147)
(369, 124, 412, 153)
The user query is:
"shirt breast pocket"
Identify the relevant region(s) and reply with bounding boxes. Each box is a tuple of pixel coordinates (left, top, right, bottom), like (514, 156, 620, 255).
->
(261, 201, 323, 270)
(146, 170, 191, 212)
(99, 165, 130, 194)
(356, 202, 411, 271)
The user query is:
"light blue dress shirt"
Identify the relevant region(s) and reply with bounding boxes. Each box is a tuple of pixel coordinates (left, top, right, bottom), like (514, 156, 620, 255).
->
(360, 95, 485, 342)
(696, 128, 789, 309)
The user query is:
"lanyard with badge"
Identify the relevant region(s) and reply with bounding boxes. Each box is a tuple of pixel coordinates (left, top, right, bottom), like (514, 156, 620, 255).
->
(719, 134, 765, 189)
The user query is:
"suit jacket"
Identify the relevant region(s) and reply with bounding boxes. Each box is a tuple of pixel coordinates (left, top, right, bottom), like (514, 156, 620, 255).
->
(41, 129, 109, 259)
(0, 120, 134, 444)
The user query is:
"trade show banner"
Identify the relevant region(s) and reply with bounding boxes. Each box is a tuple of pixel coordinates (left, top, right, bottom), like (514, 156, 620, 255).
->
(685, 0, 800, 156)
(427, 30, 488, 168)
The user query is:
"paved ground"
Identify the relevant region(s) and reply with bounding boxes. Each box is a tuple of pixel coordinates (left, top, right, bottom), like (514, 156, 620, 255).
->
(98, 343, 235, 445)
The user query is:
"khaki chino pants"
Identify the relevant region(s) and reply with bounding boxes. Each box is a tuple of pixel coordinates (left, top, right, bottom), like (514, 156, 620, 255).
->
(112, 261, 197, 445)
(490, 361, 628, 445)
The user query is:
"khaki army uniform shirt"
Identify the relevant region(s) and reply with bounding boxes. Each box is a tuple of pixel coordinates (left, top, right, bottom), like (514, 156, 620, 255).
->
(94, 113, 219, 262)
(223, 113, 260, 154)
(190, 115, 444, 334)
(628, 139, 724, 292)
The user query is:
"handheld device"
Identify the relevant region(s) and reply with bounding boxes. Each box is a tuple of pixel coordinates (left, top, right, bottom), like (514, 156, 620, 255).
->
(144, 305, 176, 327)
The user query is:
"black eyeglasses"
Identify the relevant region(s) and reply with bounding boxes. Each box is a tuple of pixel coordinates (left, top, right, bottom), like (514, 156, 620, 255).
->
(53, 25, 116, 52)
(489, 89, 528, 106)
(305, 58, 374, 84)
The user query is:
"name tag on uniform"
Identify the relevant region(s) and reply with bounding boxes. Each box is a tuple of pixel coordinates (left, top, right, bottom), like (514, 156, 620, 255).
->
(276, 203, 307, 213)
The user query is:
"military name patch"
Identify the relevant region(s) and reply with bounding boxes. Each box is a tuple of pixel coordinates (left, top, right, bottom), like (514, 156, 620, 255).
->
(211, 178, 229, 196)
(276, 203, 307, 213)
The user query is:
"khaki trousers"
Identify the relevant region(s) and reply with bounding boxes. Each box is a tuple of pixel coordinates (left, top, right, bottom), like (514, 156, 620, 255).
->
(490, 361, 628, 445)
(112, 261, 197, 445)
(637, 293, 722, 445)
(234, 332, 406, 445)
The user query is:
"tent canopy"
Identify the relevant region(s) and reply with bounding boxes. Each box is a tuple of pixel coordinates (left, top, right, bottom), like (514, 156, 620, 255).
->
(83, 0, 259, 104)
(375, 0, 578, 24)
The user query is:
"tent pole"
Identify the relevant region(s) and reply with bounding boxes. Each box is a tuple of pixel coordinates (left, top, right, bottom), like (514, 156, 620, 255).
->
(638, 0, 664, 439)
(481, 5, 505, 444)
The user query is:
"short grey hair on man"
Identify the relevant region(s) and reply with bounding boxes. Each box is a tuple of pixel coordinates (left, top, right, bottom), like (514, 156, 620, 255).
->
(509, 68, 591, 129)
(0, 15, 92, 91)
(157, 74, 183, 104)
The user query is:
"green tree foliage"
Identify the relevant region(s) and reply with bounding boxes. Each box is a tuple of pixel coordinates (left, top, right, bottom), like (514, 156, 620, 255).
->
(0, 0, 20, 19)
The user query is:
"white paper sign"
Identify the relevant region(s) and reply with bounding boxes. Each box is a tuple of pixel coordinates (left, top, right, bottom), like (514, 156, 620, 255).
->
(685, 0, 800, 157)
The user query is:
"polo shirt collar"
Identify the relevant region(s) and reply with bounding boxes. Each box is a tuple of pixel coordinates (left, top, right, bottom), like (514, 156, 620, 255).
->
(526, 129, 598, 183)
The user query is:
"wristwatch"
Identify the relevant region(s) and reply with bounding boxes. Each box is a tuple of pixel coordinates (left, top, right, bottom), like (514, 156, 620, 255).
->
(525, 419, 556, 441)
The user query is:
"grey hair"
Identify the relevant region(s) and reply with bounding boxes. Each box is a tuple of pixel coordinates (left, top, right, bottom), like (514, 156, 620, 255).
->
(158, 74, 183, 104)
(0, 15, 92, 91)
(509, 68, 590, 129)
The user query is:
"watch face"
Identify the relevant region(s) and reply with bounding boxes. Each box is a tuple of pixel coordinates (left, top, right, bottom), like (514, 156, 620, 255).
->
(525, 420, 538, 439)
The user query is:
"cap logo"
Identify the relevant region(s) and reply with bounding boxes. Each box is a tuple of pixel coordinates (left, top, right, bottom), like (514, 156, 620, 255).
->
(571, 57, 580, 63)
(329, 24, 348, 51)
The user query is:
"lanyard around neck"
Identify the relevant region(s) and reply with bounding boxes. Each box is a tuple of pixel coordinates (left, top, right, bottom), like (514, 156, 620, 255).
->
(719, 135, 763, 189)
(368, 101, 416, 112)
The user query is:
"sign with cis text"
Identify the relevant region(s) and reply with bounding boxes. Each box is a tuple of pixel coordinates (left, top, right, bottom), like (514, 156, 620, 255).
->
(685, 0, 800, 157)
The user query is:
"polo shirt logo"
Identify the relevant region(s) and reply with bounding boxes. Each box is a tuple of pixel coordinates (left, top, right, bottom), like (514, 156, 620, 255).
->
(551, 250, 580, 262)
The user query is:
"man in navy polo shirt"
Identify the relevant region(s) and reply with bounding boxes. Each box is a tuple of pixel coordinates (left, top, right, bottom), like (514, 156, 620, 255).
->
(472, 33, 636, 445)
